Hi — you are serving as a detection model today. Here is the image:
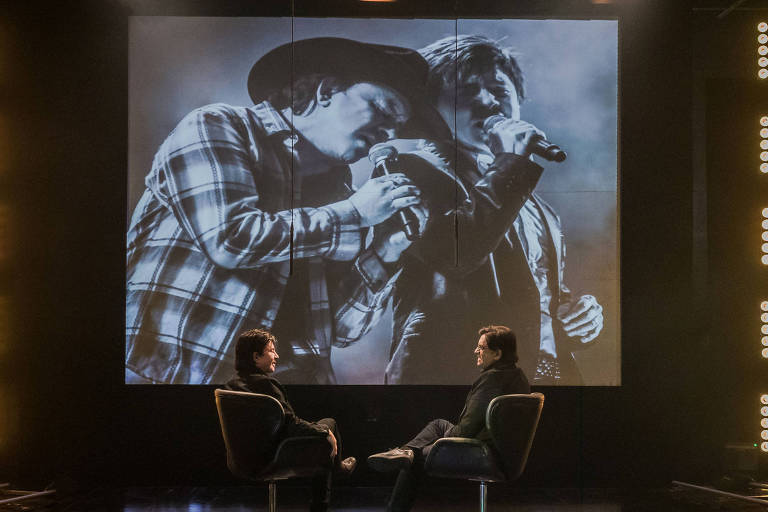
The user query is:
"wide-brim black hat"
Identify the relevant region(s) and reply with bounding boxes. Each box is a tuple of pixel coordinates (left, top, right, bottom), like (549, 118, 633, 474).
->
(248, 37, 451, 141)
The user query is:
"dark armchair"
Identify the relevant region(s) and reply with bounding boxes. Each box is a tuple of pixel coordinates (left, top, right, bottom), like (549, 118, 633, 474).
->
(214, 389, 332, 512)
(423, 393, 545, 511)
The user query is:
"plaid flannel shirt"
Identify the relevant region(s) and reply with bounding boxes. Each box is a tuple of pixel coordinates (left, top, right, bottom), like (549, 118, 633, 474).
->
(126, 102, 397, 384)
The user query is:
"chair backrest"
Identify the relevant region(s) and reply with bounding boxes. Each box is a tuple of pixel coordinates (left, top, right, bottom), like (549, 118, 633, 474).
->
(215, 389, 284, 479)
(486, 392, 544, 481)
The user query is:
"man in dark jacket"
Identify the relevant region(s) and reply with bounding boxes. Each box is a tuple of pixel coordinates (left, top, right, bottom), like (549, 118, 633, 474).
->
(225, 328, 356, 512)
(368, 325, 529, 512)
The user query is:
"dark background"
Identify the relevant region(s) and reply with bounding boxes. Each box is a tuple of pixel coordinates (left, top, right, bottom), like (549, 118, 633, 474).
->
(1, 0, 766, 492)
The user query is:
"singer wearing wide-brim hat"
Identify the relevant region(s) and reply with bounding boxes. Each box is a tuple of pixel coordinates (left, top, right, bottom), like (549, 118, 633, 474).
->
(248, 37, 451, 141)
(126, 35, 436, 392)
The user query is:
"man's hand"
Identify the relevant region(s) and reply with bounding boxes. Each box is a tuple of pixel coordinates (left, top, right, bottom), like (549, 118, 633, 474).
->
(349, 174, 422, 228)
(485, 118, 545, 158)
(372, 200, 429, 263)
(557, 295, 603, 344)
(327, 430, 338, 460)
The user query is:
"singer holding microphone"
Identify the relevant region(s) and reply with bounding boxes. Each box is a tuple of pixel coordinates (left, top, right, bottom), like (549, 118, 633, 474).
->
(385, 35, 604, 387)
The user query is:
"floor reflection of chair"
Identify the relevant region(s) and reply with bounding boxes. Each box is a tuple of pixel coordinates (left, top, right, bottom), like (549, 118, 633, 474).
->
(214, 389, 332, 512)
(423, 393, 545, 512)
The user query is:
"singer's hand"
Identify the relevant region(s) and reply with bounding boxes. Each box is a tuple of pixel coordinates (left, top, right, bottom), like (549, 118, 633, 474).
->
(372, 200, 429, 263)
(349, 174, 422, 228)
(485, 119, 545, 158)
(557, 295, 603, 344)
(327, 430, 338, 460)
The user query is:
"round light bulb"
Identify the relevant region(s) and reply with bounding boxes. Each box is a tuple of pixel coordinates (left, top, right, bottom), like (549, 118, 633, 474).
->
(762, 301, 768, 311)
(764, 394, 768, 404)
(760, 69, 768, 79)
(762, 220, 768, 230)
(760, 22, 768, 32)
(763, 406, 768, 416)
(761, 57, 768, 67)
(762, 128, 768, 138)
(763, 255, 768, 266)
(761, 117, 768, 127)
(762, 313, 768, 322)
(763, 231, 768, 241)
(760, 46, 768, 56)
(762, 430, 768, 440)
(761, 151, 768, 161)
(763, 207, 768, 217)
(763, 418, 768, 428)
(763, 242, 768, 252)
(762, 163, 768, 173)
(762, 140, 768, 150)
(761, 34, 768, 44)
(762, 324, 768, 334)
(764, 347, 768, 357)
(762, 442, 768, 452)
(762, 336, 768, 346)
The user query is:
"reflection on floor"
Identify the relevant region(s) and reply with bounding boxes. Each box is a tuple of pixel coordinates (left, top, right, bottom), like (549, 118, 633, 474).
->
(4, 484, 768, 511)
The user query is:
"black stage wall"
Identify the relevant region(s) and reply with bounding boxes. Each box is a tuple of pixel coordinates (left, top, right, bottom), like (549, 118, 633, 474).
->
(0, 0, 763, 490)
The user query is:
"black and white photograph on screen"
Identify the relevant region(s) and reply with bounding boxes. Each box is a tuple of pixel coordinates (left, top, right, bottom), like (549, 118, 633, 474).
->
(126, 17, 618, 386)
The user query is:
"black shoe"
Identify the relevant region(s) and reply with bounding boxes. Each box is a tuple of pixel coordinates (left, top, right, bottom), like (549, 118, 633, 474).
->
(367, 448, 414, 472)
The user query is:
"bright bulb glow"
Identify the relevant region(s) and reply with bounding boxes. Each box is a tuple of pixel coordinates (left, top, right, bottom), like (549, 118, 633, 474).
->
(762, 128, 768, 138)
(760, 69, 768, 79)
(760, 22, 768, 32)
(763, 418, 768, 428)
(761, 57, 768, 67)
(763, 442, 768, 452)
(762, 313, 768, 322)
(762, 243, 768, 252)
(764, 347, 768, 357)
(763, 207, 768, 217)
(762, 324, 768, 334)
(763, 406, 768, 415)
(763, 430, 768, 440)
(762, 140, 768, 150)
(763, 231, 768, 241)
(763, 255, 768, 265)
(761, 46, 768, 56)
(762, 163, 768, 173)
(762, 301, 768, 311)
(763, 336, 768, 346)
(762, 220, 768, 230)
(761, 34, 768, 44)
(761, 117, 768, 127)
(761, 152, 768, 161)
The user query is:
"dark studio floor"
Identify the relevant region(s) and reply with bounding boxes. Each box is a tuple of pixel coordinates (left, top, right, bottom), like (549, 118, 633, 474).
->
(2, 483, 767, 512)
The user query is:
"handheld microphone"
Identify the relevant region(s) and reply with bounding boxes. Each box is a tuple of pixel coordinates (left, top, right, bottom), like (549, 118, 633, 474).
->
(483, 115, 567, 163)
(368, 144, 420, 242)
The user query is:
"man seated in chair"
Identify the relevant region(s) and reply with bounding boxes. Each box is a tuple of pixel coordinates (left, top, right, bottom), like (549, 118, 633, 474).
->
(368, 325, 529, 512)
(225, 328, 356, 512)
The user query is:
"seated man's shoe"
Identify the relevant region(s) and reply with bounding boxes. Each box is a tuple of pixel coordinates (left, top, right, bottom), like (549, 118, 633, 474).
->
(367, 447, 414, 472)
(339, 456, 357, 474)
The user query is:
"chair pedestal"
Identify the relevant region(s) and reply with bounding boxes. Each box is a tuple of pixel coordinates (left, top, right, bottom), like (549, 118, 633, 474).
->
(479, 481, 487, 512)
(268, 482, 276, 512)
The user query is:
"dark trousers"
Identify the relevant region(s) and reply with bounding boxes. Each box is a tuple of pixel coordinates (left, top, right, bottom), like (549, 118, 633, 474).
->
(388, 419, 455, 512)
(310, 417, 342, 512)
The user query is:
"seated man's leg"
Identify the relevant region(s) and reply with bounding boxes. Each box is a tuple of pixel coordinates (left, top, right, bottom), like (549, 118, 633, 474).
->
(388, 419, 454, 512)
(403, 418, 454, 454)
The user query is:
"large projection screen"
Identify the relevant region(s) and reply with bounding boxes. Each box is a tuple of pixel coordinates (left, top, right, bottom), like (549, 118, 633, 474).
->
(127, 17, 619, 386)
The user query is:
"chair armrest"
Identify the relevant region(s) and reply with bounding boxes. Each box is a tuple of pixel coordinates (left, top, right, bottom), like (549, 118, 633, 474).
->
(424, 437, 505, 482)
(258, 436, 333, 480)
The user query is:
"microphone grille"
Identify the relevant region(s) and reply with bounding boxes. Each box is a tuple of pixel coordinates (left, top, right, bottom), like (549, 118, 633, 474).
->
(368, 143, 398, 165)
(482, 115, 507, 133)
